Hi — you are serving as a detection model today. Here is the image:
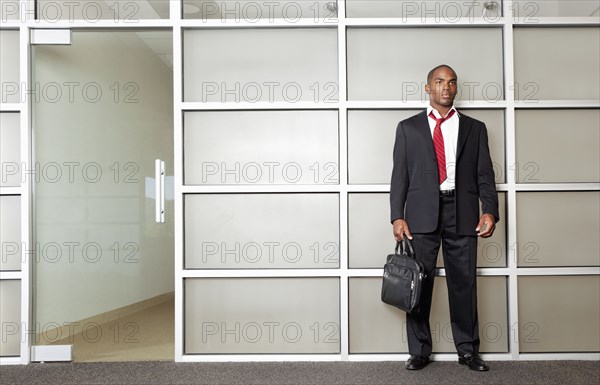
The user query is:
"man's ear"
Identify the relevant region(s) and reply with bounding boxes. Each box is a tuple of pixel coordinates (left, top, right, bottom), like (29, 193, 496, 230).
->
(424, 83, 431, 95)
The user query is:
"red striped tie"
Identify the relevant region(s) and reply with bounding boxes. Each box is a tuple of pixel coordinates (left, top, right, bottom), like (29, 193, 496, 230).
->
(429, 109, 456, 185)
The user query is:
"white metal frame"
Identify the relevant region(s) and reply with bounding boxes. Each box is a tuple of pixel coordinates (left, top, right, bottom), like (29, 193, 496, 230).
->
(0, 0, 598, 364)
(0, 0, 33, 363)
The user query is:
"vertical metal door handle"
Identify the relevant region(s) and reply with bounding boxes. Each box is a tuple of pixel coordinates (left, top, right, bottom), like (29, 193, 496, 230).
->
(155, 159, 165, 223)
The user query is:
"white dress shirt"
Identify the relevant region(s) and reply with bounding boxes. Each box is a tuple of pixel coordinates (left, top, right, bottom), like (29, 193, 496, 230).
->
(427, 105, 460, 191)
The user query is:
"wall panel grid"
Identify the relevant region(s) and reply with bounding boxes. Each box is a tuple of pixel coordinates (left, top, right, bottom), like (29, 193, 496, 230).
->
(0, 15, 32, 364)
(1, 0, 599, 363)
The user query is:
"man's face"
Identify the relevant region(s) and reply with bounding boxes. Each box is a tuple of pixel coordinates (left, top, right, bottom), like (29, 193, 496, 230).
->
(425, 67, 458, 111)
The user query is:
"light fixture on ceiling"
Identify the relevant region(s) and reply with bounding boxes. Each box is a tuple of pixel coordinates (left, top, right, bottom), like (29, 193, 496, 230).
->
(483, 1, 499, 11)
(482, 1, 500, 17)
(326, 2, 338, 14)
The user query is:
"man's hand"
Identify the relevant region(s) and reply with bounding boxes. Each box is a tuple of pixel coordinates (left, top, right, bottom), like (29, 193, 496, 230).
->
(476, 213, 496, 238)
(393, 219, 413, 241)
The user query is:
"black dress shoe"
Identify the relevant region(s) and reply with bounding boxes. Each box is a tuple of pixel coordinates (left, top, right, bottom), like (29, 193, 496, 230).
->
(405, 355, 430, 370)
(458, 353, 489, 371)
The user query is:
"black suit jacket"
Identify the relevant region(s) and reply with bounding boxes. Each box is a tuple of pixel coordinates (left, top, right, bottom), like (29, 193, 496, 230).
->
(390, 110, 499, 236)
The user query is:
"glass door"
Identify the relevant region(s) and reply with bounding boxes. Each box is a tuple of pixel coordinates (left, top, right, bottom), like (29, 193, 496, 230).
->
(32, 30, 174, 362)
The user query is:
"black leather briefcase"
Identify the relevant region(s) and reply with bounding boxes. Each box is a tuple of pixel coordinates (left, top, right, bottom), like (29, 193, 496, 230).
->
(381, 239, 426, 314)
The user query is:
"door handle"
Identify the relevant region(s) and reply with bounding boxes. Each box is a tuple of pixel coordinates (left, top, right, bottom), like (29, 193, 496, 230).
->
(155, 159, 165, 223)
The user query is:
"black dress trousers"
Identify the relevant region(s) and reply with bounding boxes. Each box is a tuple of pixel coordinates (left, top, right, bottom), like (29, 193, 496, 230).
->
(406, 195, 480, 357)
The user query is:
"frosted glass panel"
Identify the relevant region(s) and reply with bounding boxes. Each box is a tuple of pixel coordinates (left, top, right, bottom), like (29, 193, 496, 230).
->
(512, 1, 600, 18)
(0, 196, 21, 271)
(517, 192, 600, 267)
(347, 28, 503, 101)
(0, 30, 19, 104)
(349, 193, 507, 268)
(348, 109, 505, 184)
(0, 280, 21, 357)
(183, 0, 338, 20)
(348, 193, 393, 269)
(0, 113, 20, 187)
(347, 110, 418, 185)
(349, 277, 508, 353)
(515, 109, 600, 183)
(35, 0, 169, 20)
(185, 194, 340, 268)
(185, 278, 340, 353)
(514, 28, 600, 101)
(184, 111, 339, 185)
(346, 0, 502, 19)
(184, 28, 338, 103)
(518, 276, 600, 352)
(1, 0, 21, 20)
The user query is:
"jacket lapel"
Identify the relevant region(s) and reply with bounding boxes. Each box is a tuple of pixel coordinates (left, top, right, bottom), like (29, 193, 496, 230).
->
(456, 113, 472, 160)
(415, 110, 435, 156)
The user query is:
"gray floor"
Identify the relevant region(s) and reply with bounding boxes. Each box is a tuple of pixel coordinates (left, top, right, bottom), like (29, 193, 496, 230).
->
(1, 361, 599, 385)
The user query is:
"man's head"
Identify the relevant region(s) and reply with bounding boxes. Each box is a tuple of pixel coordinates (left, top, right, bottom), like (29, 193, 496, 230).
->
(425, 65, 458, 112)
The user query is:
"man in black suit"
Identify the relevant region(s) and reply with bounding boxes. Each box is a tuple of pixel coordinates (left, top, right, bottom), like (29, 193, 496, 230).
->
(390, 64, 499, 371)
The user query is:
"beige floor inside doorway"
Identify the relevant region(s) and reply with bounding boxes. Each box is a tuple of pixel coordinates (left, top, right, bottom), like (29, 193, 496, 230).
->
(53, 295, 174, 362)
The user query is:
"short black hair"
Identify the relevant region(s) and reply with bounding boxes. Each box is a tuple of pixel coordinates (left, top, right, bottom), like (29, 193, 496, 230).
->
(427, 64, 456, 84)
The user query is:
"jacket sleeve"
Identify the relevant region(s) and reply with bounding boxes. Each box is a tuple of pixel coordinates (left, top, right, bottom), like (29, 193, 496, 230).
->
(390, 121, 408, 223)
(477, 123, 500, 222)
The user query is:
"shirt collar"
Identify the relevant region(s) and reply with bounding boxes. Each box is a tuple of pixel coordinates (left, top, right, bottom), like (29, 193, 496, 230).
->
(427, 105, 459, 119)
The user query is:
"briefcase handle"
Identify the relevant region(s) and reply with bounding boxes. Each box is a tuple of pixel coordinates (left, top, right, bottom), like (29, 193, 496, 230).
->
(395, 238, 415, 258)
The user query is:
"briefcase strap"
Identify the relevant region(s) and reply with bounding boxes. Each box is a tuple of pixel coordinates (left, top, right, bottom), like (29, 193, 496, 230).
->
(395, 238, 415, 258)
